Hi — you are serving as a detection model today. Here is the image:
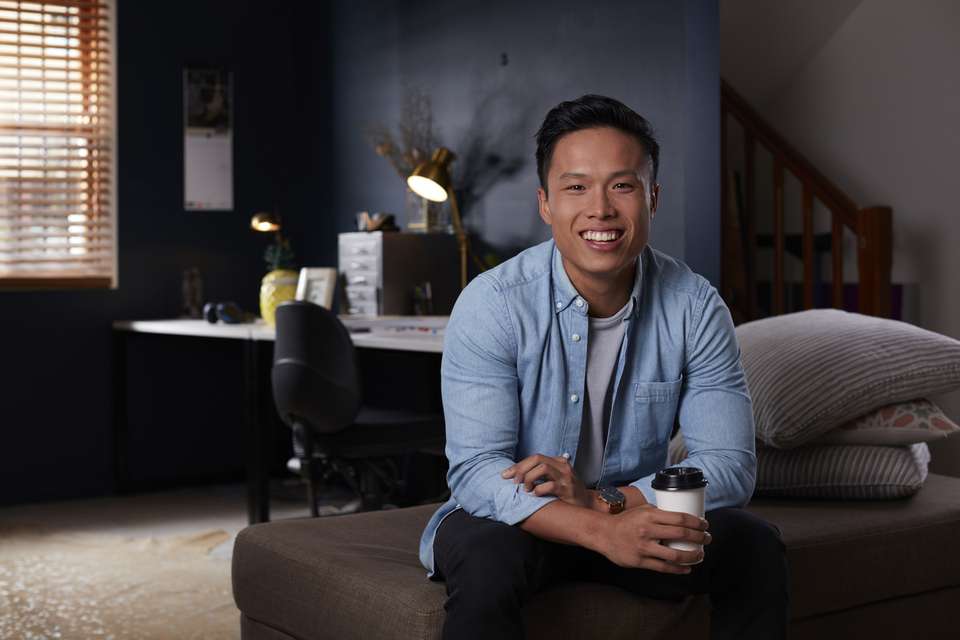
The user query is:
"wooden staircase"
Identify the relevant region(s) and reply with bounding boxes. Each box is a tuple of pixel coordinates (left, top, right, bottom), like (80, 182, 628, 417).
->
(720, 80, 892, 324)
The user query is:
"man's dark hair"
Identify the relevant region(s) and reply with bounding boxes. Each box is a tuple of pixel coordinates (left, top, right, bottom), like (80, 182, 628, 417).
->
(535, 94, 660, 193)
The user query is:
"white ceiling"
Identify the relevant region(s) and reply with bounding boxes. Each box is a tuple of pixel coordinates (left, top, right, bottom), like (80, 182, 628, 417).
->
(720, 0, 864, 110)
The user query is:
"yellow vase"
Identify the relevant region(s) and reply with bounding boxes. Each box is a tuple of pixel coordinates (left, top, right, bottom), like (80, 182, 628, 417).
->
(260, 269, 299, 326)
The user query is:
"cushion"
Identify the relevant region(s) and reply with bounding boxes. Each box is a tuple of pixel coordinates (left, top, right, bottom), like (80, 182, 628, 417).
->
(814, 398, 960, 446)
(747, 473, 960, 620)
(232, 505, 708, 640)
(668, 436, 929, 499)
(232, 475, 960, 638)
(735, 309, 960, 449)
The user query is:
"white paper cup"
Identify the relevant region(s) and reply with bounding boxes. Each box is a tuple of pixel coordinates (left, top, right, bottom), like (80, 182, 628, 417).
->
(651, 467, 708, 563)
(653, 486, 706, 551)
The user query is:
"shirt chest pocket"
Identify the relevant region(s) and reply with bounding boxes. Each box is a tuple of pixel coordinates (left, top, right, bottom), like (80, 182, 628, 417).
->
(634, 378, 683, 446)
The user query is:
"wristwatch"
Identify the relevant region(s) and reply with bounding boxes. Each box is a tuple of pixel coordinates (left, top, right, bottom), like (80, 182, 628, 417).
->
(596, 486, 626, 514)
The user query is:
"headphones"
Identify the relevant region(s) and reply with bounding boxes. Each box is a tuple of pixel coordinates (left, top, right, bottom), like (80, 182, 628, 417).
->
(203, 301, 255, 324)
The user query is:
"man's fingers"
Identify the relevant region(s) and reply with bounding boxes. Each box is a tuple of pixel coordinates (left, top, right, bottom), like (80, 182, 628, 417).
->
(650, 509, 709, 531)
(502, 455, 540, 480)
(521, 462, 562, 491)
(647, 524, 711, 546)
(502, 453, 578, 481)
(532, 481, 557, 497)
(644, 540, 703, 566)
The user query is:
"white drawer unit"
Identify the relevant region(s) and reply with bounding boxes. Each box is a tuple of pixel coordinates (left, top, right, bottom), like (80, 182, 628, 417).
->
(338, 231, 460, 316)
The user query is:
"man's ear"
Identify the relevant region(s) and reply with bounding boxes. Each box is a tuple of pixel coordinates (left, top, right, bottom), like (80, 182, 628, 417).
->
(537, 187, 552, 226)
(649, 183, 660, 219)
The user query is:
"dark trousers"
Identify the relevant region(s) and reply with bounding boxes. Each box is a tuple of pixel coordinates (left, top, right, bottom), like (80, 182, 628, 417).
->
(433, 507, 789, 640)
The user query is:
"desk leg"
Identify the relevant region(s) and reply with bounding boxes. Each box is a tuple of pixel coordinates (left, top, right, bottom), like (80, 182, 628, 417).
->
(112, 330, 128, 494)
(245, 339, 271, 524)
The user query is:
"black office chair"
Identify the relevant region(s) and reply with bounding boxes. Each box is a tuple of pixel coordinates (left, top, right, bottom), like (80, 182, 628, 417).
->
(272, 300, 446, 516)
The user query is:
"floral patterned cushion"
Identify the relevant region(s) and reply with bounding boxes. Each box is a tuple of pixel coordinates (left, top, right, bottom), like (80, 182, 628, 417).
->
(814, 399, 960, 446)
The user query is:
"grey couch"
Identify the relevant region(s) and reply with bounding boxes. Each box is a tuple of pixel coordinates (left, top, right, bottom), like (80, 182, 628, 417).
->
(232, 473, 960, 639)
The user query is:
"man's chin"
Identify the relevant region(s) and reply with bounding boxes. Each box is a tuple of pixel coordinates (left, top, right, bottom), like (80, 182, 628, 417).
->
(563, 252, 638, 281)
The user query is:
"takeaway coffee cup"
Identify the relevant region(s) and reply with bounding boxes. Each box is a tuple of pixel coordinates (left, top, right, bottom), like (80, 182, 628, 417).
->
(651, 466, 709, 560)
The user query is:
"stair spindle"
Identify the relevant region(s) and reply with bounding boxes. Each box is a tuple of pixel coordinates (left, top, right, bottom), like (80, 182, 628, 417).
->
(802, 186, 814, 309)
(831, 212, 844, 308)
(773, 158, 784, 315)
(745, 131, 756, 320)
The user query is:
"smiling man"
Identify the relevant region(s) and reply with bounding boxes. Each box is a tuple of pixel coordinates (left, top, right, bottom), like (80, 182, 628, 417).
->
(419, 95, 789, 639)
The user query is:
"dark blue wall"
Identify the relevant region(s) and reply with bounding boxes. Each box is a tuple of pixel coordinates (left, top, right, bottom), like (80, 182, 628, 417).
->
(682, 0, 721, 281)
(0, 1, 329, 504)
(0, 0, 719, 505)
(330, 0, 720, 278)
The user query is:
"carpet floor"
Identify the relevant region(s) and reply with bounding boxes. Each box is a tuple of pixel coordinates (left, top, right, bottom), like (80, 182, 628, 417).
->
(0, 482, 357, 640)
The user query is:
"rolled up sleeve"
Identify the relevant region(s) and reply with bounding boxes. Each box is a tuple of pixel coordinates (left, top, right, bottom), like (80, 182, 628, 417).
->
(442, 275, 557, 525)
(632, 281, 756, 509)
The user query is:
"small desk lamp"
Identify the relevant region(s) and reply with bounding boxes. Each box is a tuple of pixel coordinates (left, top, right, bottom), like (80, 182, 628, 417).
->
(250, 211, 281, 233)
(407, 147, 468, 289)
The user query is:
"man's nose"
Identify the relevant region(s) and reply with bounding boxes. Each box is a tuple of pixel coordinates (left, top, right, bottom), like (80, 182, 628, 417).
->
(588, 189, 615, 218)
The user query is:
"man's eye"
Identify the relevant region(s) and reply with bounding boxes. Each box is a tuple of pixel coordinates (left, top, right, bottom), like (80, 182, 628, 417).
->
(614, 183, 635, 190)
(566, 185, 585, 192)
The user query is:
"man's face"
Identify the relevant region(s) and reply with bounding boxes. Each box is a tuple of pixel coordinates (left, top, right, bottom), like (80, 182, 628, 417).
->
(537, 126, 659, 287)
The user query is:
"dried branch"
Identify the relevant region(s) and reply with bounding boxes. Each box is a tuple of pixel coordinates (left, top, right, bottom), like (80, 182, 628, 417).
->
(365, 86, 439, 179)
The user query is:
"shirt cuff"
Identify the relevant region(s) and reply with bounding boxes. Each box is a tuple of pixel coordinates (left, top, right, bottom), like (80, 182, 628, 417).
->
(493, 481, 559, 525)
(629, 473, 659, 507)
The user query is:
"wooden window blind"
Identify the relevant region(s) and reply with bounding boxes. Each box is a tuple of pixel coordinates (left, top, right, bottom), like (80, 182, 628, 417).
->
(0, 0, 115, 289)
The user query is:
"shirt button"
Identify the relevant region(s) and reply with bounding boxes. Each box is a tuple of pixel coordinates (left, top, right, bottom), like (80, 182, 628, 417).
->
(571, 333, 581, 342)
(556, 301, 563, 309)
(570, 393, 580, 403)
(575, 298, 585, 308)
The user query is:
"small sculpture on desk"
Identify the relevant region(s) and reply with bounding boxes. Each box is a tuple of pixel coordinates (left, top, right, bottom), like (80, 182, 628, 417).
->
(203, 301, 256, 324)
(356, 211, 399, 232)
(413, 281, 434, 315)
(181, 267, 203, 318)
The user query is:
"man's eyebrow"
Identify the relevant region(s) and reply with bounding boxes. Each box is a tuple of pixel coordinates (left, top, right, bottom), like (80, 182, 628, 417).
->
(557, 169, 640, 180)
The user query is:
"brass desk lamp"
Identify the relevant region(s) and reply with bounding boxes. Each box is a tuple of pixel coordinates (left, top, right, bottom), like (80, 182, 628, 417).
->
(250, 211, 281, 233)
(407, 147, 468, 289)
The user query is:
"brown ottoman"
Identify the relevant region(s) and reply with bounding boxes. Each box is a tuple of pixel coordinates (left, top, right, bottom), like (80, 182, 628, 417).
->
(233, 474, 960, 640)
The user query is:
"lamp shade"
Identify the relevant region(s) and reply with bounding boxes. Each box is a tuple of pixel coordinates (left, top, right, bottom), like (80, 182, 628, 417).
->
(407, 147, 455, 202)
(251, 211, 281, 232)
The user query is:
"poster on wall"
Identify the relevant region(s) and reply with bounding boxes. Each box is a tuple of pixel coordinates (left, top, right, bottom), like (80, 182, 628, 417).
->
(183, 68, 233, 210)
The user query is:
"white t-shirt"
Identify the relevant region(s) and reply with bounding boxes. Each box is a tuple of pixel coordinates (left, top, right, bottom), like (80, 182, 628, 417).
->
(573, 299, 631, 487)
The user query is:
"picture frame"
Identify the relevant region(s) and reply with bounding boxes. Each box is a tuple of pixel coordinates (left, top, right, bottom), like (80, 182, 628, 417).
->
(295, 267, 338, 309)
(183, 67, 234, 211)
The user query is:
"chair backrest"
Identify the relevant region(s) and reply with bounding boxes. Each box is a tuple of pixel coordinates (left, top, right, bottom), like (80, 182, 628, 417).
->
(272, 300, 361, 434)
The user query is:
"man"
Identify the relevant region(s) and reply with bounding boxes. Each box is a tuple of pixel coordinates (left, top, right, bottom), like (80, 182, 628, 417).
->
(419, 94, 789, 639)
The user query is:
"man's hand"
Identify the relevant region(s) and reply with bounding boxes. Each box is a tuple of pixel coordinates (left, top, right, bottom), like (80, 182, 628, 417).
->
(600, 505, 712, 573)
(501, 453, 592, 509)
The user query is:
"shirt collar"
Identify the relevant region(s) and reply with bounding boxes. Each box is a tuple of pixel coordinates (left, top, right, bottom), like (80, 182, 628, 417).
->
(551, 241, 645, 318)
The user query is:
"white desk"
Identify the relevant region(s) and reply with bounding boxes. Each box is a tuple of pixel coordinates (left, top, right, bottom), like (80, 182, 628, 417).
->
(113, 316, 446, 353)
(111, 315, 447, 524)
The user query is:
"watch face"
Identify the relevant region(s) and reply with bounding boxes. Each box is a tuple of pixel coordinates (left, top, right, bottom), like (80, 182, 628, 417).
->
(599, 486, 625, 505)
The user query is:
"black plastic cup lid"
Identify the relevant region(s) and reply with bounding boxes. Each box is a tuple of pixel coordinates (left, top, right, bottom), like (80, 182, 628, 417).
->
(651, 466, 708, 491)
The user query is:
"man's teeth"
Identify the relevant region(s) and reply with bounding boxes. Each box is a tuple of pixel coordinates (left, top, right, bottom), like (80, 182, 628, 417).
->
(581, 230, 620, 242)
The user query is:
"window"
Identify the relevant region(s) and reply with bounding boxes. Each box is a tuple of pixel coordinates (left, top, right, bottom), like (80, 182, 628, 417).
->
(0, 0, 115, 289)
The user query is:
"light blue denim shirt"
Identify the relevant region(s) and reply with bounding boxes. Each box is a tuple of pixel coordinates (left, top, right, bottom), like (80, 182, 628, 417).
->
(419, 239, 756, 575)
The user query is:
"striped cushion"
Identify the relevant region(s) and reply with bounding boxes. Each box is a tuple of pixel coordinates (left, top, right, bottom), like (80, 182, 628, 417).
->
(750, 442, 930, 499)
(668, 436, 930, 499)
(735, 309, 960, 449)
